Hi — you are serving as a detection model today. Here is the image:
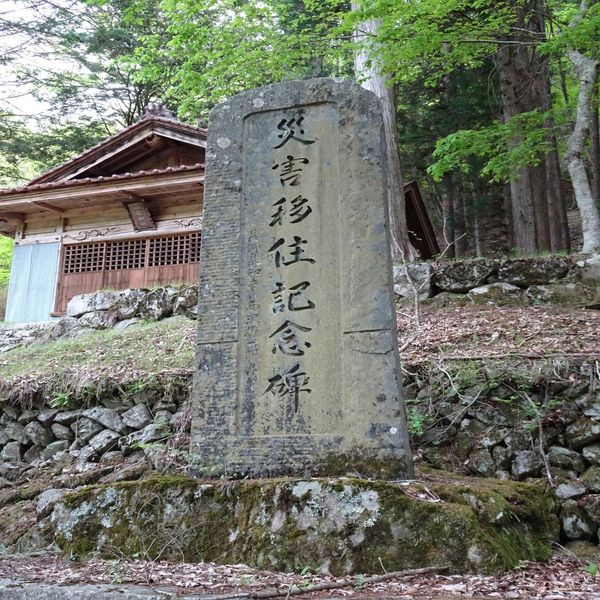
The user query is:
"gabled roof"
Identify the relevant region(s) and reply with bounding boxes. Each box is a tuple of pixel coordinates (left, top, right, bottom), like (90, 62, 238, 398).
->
(28, 115, 207, 185)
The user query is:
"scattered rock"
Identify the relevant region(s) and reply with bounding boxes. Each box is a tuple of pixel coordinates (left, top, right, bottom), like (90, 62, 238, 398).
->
(468, 449, 496, 477)
(468, 283, 525, 306)
(4, 419, 29, 444)
(393, 263, 432, 300)
(560, 499, 597, 540)
(37, 409, 58, 427)
(53, 410, 81, 426)
(51, 423, 75, 441)
(555, 481, 586, 501)
(583, 444, 600, 465)
(71, 418, 103, 442)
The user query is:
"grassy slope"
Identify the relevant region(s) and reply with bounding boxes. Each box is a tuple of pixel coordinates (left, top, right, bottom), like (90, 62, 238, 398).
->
(0, 317, 196, 404)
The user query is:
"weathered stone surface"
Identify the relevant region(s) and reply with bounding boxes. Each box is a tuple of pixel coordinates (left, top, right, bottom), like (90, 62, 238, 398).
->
(555, 481, 586, 501)
(53, 410, 81, 426)
(72, 291, 123, 316)
(47, 474, 555, 575)
(67, 291, 118, 317)
(23, 445, 41, 463)
(191, 78, 412, 478)
(512, 450, 543, 480)
(24, 421, 53, 446)
(115, 288, 148, 320)
(4, 419, 29, 444)
(51, 423, 75, 441)
(575, 253, 600, 282)
(17, 409, 40, 424)
(581, 466, 600, 493)
(583, 444, 600, 465)
(548, 446, 586, 473)
(37, 409, 58, 426)
(526, 282, 597, 307)
(88, 430, 121, 454)
(426, 291, 470, 308)
(114, 318, 141, 331)
(36, 488, 69, 519)
(138, 288, 174, 321)
(393, 263, 432, 300)
(432, 259, 497, 293)
(468, 283, 525, 306)
(576, 392, 600, 418)
(82, 407, 127, 434)
(498, 256, 570, 287)
(71, 418, 103, 442)
(1, 441, 22, 461)
(566, 418, 600, 449)
(76, 446, 98, 463)
(468, 449, 496, 477)
(173, 285, 199, 317)
(580, 494, 600, 523)
(40, 440, 69, 461)
(121, 404, 153, 430)
(560, 499, 597, 540)
(78, 310, 119, 330)
(121, 423, 169, 451)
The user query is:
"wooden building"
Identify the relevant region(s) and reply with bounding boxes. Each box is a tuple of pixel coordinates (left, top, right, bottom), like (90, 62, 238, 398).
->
(0, 112, 206, 322)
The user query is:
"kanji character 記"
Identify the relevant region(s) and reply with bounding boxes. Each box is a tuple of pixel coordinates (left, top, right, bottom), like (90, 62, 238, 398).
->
(268, 236, 316, 268)
(269, 320, 312, 356)
(272, 155, 309, 187)
(264, 363, 311, 413)
(270, 281, 316, 313)
(269, 195, 313, 227)
(273, 114, 316, 149)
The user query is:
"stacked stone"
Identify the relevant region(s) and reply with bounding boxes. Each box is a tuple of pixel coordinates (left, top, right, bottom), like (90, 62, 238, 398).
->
(60, 285, 199, 332)
(394, 253, 600, 307)
(0, 385, 191, 468)
(407, 369, 600, 543)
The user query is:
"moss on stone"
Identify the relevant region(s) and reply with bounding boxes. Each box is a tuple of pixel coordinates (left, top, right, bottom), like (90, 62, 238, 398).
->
(48, 472, 557, 575)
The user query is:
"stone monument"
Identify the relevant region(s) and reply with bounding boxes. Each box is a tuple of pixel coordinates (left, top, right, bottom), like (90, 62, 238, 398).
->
(191, 78, 413, 478)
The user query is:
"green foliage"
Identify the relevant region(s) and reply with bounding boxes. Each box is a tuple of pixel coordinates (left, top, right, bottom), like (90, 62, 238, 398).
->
(428, 110, 555, 182)
(0, 238, 13, 288)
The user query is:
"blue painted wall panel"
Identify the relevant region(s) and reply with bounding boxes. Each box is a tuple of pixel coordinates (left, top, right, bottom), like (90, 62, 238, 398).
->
(5, 242, 60, 323)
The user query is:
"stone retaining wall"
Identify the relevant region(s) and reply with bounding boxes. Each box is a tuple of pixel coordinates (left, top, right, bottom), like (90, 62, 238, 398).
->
(394, 253, 600, 307)
(405, 357, 600, 543)
(0, 375, 191, 476)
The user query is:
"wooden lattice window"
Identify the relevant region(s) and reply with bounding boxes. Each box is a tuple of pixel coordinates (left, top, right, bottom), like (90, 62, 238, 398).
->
(62, 232, 200, 274)
(106, 239, 145, 271)
(63, 242, 105, 273)
(148, 232, 201, 267)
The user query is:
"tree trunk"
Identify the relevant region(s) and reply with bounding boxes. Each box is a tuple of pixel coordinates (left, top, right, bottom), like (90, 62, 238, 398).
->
(441, 176, 456, 257)
(351, 4, 414, 261)
(493, 0, 557, 255)
(591, 90, 600, 203)
(566, 48, 600, 253)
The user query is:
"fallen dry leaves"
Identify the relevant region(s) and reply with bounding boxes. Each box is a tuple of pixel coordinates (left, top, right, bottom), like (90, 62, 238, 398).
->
(0, 553, 599, 599)
(397, 305, 600, 370)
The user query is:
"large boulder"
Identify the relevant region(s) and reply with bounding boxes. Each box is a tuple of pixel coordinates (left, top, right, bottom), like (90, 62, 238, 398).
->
(173, 286, 199, 318)
(566, 418, 600, 450)
(432, 259, 498, 293)
(77, 310, 119, 330)
(526, 282, 598, 308)
(116, 288, 148, 320)
(66, 291, 122, 317)
(560, 499, 597, 540)
(498, 256, 570, 287)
